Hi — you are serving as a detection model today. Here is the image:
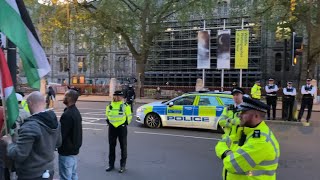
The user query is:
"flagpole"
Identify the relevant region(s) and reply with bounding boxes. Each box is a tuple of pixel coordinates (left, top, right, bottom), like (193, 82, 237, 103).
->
(0, 74, 9, 135)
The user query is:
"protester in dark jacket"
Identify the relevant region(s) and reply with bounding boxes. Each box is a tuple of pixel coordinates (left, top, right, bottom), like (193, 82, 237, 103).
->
(58, 90, 82, 180)
(46, 86, 56, 109)
(2, 91, 61, 180)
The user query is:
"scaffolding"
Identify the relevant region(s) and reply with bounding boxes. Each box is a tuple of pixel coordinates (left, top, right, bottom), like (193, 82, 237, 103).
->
(145, 17, 263, 87)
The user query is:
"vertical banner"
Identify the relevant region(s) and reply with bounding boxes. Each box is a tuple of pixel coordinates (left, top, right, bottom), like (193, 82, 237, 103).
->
(197, 31, 210, 69)
(235, 29, 249, 69)
(217, 29, 231, 69)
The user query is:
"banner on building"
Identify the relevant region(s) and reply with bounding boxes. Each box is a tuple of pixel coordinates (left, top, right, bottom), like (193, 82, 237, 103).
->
(197, 31, 210, 69)
(217, 29, 231, 69)
(235, 29, 249, 69)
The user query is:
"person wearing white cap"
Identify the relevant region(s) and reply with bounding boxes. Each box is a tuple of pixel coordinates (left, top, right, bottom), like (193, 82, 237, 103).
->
(13, 93, 31, 140)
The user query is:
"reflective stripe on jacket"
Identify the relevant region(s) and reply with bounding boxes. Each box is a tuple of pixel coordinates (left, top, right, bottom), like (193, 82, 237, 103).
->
(216, 121, 280, 180)
(105, 101, 132, 128)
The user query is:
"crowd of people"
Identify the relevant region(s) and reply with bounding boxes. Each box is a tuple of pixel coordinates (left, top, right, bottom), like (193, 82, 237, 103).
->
(0, 89, 83, 180)
(0, 84, 134, 180)
(250, 78, 316, 126)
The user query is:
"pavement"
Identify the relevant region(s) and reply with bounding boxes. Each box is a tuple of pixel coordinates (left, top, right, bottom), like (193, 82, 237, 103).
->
(50, 101, 320, 180)
(55, 94, 320, 112)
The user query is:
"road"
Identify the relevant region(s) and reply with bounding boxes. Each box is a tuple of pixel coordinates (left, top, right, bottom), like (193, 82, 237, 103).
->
(52, 101, 320, 180)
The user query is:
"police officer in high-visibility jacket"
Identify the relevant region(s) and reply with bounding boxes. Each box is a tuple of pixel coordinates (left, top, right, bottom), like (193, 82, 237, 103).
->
(251, 80, 261, 100)
(215, 97, 280, 180)
(218, 87, 245, 180)
(219, 87, 244, 138)
(16, 92, 30, 113)
(105, 91, 132, 173)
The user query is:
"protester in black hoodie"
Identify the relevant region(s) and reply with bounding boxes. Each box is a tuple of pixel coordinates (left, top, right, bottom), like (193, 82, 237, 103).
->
(58, 90, 82, 180)
(2, 91, 61, 180)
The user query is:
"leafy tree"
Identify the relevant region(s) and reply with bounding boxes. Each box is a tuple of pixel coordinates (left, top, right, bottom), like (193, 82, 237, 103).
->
(232, 0, 320, 87)
(28, 0, 216, 96)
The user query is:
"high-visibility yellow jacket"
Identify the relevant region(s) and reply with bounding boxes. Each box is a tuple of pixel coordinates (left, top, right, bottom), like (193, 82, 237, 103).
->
(218, 105, 243, 180)
(215, 121, 280, 180)
(251, 84, 262, 100)
(106, 101, 132, 128)
(218, 105, 241, 138)
(21, 100, 30, 113)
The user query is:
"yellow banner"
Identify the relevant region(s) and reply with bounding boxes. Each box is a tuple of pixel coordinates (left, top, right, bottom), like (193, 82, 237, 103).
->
(235, 30, 249, 69)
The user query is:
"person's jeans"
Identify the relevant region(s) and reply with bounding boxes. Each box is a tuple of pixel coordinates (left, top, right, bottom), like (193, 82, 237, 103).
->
(59, 155, 78, 180)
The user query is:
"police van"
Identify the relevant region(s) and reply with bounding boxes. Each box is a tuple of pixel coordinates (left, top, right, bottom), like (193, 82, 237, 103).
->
(136, 92, 234, 130)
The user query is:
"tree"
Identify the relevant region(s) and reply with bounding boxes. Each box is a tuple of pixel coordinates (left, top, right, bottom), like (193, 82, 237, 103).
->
(233, 0, 320, 87)
(29, 0, 216, 96)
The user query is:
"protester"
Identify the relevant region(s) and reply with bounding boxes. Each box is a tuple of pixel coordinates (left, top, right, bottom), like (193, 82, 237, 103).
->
(2, 91, 61, 180)
(58, 90, 82, 180)
(46, 86, 56, 109)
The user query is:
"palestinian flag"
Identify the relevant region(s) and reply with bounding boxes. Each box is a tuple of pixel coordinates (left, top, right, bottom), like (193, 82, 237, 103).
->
(0, 49, 19, 131)
(0, 0, 51, 89)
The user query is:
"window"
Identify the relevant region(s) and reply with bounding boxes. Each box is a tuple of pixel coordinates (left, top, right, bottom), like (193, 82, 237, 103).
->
(198, 96, 220, 106)
(275, 53, 282, 72)
(59, 57, 68, 72)
(172, 96, 196, 105)
(77, 56, 87, 73)
(220, 97, 234, 106)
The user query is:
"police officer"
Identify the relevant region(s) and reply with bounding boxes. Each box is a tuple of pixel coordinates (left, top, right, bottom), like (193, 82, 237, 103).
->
(215, 97, 280, 180)
(283, 81, 296, 121)
(265, 78, 279, 120)
(251, 80, 261, 100)
(16, 92, 29, 113)
(218, 87, 244, 137)
(298, 78, 316, 126)
(124, 84, 135, 113)
(105, 91, 132, 173)
(218, 87, 244, 180)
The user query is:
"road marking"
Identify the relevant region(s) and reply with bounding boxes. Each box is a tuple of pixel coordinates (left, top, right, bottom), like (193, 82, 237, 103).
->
(134, 131, 221, 141)
(83, 122, 107, 126)
(82, 113, 106, 116)
(56, 116, 101, 121)
(83, 128, 103, 131)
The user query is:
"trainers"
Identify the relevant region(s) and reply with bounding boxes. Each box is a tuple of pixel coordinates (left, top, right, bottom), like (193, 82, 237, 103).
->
(105, 166, 114, 172)
(119, 167, 126, 173)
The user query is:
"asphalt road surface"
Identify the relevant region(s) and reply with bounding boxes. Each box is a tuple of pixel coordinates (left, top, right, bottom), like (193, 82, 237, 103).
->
(52, 101, 320, 180)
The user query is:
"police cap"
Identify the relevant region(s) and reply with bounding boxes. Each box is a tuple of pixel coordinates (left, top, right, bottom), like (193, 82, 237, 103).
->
(306, 78, 311, 81)
(231, 87, 244, 95)
(287, 81, 293, 84)
(238, 97, 270, 113)
(255, 80, 261, 83)
(113, 90, 124, 96)
(268, 78, 274, 81)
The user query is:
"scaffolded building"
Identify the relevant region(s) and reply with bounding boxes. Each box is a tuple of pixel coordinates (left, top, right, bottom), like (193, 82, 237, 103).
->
(145, 17, 264, 87)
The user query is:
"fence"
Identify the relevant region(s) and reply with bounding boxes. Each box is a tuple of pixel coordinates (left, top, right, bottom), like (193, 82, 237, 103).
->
(18, 84, 320, 101)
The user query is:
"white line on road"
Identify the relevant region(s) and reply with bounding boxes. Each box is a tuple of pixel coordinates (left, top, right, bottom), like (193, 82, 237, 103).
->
(82, 122, 107, 126)
(83, 128, 103, 131)
(134, 131, 221, 141)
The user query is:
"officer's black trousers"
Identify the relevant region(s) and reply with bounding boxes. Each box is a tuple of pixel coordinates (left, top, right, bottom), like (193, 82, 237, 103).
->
(266, 96, 277, 119)
(108, 124, 127, 167)
(283, 96, 294, 121)
(298, 97, 313, 121)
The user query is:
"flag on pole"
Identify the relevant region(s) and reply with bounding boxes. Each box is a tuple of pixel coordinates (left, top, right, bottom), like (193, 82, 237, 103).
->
(0, 0, 51, 89)
(0, 49, 19, 131)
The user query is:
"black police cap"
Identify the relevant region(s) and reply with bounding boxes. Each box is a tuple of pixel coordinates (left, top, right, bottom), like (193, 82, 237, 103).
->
(231, 87, 244, 95)
(113, 90, 124, 96)
(238, 97, 270, 113)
